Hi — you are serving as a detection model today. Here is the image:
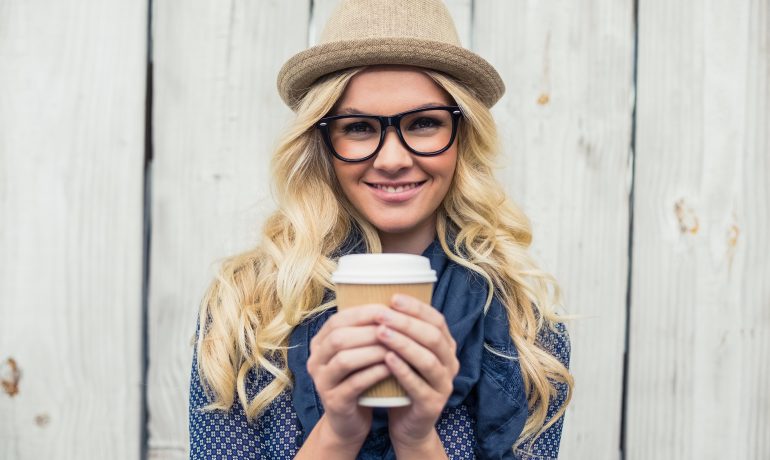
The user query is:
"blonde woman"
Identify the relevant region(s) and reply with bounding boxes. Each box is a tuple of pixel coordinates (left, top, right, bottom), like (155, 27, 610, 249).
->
(189, 1, 573, 459)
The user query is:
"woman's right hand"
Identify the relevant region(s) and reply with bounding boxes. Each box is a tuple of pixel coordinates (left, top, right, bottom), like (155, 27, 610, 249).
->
(305, 304, 393, 449)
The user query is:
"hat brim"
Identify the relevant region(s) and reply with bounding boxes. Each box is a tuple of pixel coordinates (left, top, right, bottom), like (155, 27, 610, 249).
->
(276, 37, 505, 111)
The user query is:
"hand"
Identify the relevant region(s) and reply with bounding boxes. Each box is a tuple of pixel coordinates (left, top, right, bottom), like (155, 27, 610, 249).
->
(374, 294, 459, 451)
(306, 304, 395, 448)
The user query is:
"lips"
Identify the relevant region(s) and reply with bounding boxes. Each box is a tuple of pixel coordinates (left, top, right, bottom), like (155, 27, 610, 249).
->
(364, 180, 427, 203)
(368, 182, 424, 193)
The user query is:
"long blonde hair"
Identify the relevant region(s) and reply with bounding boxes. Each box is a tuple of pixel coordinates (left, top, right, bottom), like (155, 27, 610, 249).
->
(195, 66, 573, 446)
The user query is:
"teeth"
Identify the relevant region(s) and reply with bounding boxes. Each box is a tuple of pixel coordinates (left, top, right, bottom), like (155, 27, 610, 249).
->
(373, 183, 421, 193)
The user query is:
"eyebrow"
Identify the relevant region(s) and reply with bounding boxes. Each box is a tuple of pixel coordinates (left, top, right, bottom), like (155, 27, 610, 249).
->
(335, 102, 448, 116)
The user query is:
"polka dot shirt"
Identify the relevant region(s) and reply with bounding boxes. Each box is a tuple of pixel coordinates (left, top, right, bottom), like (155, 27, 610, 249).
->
(189, 323, 570, 459)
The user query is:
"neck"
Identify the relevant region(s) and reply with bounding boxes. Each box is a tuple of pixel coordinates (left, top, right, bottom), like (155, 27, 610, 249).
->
(378, 217, 436, 255)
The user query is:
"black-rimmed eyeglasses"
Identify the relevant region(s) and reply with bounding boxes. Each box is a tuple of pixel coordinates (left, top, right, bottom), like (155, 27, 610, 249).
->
(315, 105, 463, 163)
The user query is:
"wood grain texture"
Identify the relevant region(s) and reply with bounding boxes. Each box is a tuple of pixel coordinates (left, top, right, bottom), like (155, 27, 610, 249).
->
(148, 0, 309, 458)
(627, 0, 770, 458)
(0, 0, 146, 459)
(147, 0, 770, 459)
(473, 1, 635, 458)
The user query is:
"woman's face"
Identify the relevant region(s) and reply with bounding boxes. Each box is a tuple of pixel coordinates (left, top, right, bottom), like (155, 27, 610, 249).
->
(328, 66, 458, 249)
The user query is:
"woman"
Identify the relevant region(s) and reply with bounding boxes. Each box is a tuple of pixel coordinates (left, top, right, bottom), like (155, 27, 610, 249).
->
(190, 1, 573, 459)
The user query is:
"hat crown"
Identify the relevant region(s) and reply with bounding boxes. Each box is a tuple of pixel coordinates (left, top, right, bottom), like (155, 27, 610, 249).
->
(320, 0, 461, 46)
(277, 0, 505, 110)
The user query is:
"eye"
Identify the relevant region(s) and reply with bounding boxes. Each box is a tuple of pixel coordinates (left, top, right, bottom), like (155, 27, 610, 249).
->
(341, 121, 377, 135)
(408, 117, 444, 131)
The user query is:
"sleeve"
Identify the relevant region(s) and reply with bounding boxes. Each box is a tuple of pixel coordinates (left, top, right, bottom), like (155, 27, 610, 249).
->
(188, 335, 263, 459)
(513, 322, 571, 460)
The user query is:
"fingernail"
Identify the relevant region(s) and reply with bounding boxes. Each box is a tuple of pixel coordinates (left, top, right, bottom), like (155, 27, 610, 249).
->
(392, 294, 407, 308)
(379, 326, 392, 339)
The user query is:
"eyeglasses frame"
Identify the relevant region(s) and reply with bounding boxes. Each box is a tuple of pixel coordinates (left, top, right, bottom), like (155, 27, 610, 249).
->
(315, 105, 464, 163)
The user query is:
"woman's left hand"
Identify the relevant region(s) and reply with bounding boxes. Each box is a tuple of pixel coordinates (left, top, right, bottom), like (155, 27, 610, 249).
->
(374, 293, 460, 451)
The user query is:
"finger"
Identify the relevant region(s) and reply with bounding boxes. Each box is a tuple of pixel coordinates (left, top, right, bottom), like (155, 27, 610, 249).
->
(383, 351, 436, 402)
(376, 325, 454, 394)
(312, 304, 393, 350)
(328, 363, 391, 409)
(311, 325, 380, 364)
(375, 309, 457, 369)
(322, 345, 390, 388)
(391, 294, 453, 342)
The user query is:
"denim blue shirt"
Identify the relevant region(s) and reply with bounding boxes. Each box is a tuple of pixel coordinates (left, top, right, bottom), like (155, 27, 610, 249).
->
(190, 236, 570, 459)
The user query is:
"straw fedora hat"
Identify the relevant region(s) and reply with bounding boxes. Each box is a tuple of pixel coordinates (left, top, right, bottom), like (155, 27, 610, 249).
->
(276, 0, 505, 111)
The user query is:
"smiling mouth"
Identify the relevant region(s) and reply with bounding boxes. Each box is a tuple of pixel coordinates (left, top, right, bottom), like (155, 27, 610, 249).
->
(365, 181, 427, 193)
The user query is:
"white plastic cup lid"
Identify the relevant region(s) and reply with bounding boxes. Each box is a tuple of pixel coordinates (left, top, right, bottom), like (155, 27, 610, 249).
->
(332, 253, 437, 284)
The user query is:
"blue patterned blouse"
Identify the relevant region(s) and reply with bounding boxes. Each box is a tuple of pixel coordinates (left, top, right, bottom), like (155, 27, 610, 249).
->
(189, 237, 570, 459)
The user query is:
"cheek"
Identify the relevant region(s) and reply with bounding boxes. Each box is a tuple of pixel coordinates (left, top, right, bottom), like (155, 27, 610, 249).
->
(433, 153, 458, 201)
(332, 161, 351, 184)
(332, 163, 365, 197)
(427, 150, 458, 181)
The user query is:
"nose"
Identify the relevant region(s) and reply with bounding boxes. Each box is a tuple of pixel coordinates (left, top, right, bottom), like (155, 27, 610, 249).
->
(372, 126, 413, 173)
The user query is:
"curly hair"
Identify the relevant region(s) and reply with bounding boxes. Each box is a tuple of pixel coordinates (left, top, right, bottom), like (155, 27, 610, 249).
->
(195, 66, 573, 447)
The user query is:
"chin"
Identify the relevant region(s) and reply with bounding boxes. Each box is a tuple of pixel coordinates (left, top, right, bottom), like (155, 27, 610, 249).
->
(371, 221, 414, 235)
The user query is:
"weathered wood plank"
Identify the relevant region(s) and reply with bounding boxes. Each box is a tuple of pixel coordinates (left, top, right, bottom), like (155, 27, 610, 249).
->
(148, 0, 309, 457)
(0, 0, 147, 459)
(627, 0, 770, 458)
(473, 1, 635, 458)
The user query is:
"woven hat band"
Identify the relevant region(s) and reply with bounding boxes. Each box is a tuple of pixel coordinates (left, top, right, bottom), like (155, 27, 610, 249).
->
(320, 0, 461, 45)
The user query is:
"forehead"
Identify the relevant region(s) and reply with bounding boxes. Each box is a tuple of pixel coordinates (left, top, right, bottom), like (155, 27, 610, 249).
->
(334, 65, 453, 114)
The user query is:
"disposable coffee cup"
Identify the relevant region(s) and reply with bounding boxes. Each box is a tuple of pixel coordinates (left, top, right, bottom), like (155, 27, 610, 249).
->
(331, 253, 437, 407)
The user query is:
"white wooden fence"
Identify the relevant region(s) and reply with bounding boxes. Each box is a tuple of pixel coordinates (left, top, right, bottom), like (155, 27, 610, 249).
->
(1, 0, 767, 459)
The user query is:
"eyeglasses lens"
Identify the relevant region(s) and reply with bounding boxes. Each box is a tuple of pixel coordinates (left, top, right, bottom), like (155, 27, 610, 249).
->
(326, 109, 454, 160)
